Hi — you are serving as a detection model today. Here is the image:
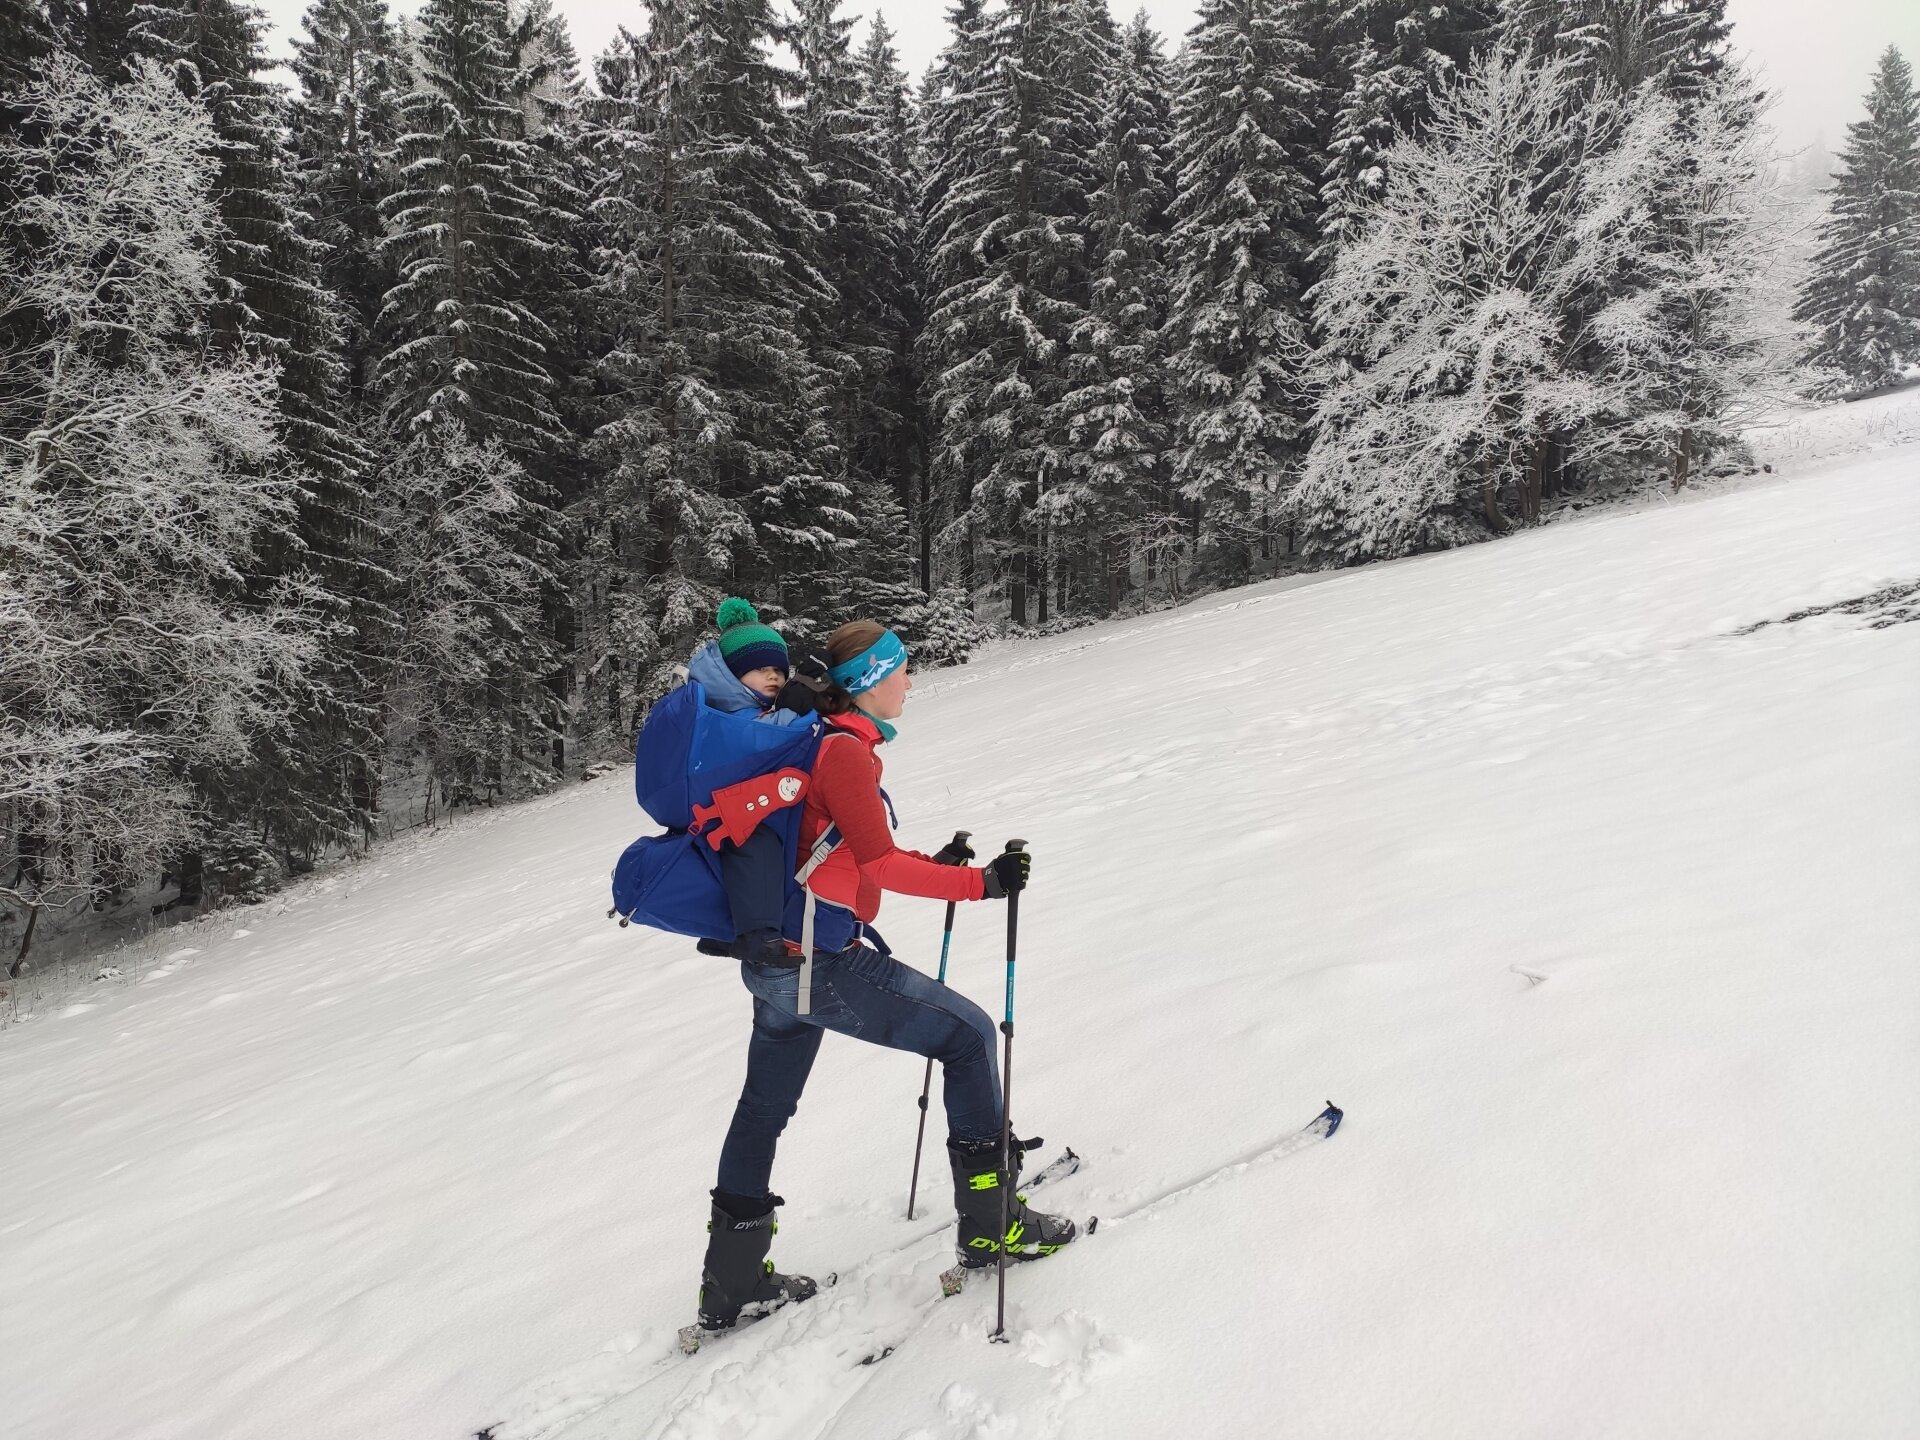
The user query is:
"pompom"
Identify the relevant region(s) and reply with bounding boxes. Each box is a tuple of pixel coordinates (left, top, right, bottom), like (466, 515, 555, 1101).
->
(716, 596, 759, 630)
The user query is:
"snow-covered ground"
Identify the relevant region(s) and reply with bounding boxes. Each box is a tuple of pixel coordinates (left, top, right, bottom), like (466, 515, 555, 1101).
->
(3, 422, 1917, 1440)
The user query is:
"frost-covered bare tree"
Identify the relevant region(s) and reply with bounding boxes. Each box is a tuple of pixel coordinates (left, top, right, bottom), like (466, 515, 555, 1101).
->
(1299, 46, 1812, 564)
(1296, 51, 1615, 562)
(0, 58, 317, 967)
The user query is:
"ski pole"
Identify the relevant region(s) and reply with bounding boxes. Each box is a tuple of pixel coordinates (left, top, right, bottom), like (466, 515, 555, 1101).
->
(991, 838, 1026, 1344)
(907, 830, 970, 1220)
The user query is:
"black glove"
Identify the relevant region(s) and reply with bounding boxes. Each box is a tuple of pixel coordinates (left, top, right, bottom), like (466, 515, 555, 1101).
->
(933, 832, 975, 866)
(773, 676, 818, 715)
(980, 849, 1030, 899)
(773, 654, 830, 715)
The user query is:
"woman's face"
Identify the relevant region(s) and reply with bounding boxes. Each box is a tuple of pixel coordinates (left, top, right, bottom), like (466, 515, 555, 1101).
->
(855, 663, 912, 721)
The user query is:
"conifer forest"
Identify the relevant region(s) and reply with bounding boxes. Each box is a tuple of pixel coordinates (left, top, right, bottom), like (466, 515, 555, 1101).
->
(4, 0, 1918, 957)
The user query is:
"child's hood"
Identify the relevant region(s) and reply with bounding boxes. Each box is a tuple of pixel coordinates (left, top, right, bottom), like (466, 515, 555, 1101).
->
(687, 641, 811, 727)
(688, 640, 765, 713)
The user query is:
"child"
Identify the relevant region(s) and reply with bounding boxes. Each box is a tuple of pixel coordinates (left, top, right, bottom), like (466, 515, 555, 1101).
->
(685, 598, 813, 959)
(687, 598, 809, 723)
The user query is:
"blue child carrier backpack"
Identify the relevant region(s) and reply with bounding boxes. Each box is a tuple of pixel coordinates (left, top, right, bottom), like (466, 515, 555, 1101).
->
(609, 679, 853, 1012)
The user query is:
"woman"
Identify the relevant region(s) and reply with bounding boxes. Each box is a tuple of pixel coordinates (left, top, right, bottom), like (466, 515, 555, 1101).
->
(690, 620, 1076, 1339)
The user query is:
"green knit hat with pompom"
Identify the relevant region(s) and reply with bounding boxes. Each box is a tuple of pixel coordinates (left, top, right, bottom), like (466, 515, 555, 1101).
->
(715, 597, 789, 680)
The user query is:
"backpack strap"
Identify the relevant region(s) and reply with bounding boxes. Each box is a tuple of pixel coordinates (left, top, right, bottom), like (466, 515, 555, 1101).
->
(793, 823, 840, 1017)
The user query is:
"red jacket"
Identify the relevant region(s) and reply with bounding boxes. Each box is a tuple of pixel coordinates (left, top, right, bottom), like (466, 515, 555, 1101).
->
(800, 712, 983, 922)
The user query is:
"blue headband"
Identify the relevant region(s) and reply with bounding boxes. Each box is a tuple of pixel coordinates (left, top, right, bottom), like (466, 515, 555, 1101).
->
(829, 629, 908, 694)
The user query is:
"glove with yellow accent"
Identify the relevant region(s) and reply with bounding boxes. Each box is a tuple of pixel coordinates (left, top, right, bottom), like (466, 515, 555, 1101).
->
(979, 848, 1030, 900)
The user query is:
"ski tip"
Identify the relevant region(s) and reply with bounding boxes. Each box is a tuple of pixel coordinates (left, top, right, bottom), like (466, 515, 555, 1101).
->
(859, 1346, 895, 1366)
(1319, 1102, 1343, 1137)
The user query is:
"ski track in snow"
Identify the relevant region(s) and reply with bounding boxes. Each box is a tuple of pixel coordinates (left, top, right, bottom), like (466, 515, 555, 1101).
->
(3, 408, 1918, 1440)
(485, 1116, 1335, 1440)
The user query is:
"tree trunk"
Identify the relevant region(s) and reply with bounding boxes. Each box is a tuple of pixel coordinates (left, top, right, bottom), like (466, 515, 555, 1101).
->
(1522, 438, 1546, 521)
(1480, 453, 1508, 533)
(1672, 427, 1692, 492)
(917, 434, 932, 596)
(10, 903, 39, 978)
(1034, 532, 1049, 626)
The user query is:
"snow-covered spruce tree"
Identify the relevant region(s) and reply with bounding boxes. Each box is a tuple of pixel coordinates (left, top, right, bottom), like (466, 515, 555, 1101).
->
(135, 0, 386, 875)
(505, 0, 593, 463)
(1794, 46, 1920, 394)
(1294, 51, 1617, 561)
(1, 0, 57, 372)
(855, 16, 932, 592)
(1500, 0, 1728, 99)
(914, 0, 1001, 600)
(41, 0, 144, 76)
(582, 0, 839, 705)
(376, 0, 567, 797)
(1050, 10, 1175, 614)
(1318, 0, 1495, 259)
(695, 0, 845, 626)
(923, 0, 1107, 625)
(288, 0, 409, 405)
(792, 0, 923, 621)
(378, 0, 560, 452)
(577, 15, 716, 713)
(1164, 0, 1320, 586)
(503, 0, 603, 771)
(1, 58, 318, 960)
(373, 422, 552, 818)
(2, 0, 54, 98)
(1582, 62, 1811, 489)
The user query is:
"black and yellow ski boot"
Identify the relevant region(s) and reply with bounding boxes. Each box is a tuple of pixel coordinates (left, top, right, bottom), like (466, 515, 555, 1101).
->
(941, 1138, 1076, 1295)
(678, 1191, 819, 1354)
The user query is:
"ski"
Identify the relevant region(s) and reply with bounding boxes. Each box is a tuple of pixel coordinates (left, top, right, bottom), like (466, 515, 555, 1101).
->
(1020, 1146, 1081, 1190)
(672, 1272, 838, 1358)
(931, 1105, 1343, 1312)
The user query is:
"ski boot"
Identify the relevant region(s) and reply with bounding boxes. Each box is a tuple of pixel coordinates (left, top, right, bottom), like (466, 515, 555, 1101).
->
(941, 1137, 1076, 1295)
(678, 1191, 819, 1354)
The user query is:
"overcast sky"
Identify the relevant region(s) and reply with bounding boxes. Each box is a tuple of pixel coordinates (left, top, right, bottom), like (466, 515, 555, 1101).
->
(255, 0, 1920, 158)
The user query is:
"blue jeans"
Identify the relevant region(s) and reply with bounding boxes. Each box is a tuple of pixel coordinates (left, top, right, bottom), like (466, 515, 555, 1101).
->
(715, 943, 1003, 1197)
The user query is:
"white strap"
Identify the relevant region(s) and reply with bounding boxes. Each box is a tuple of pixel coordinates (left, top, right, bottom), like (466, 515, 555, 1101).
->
(798, 894, 817, 1016)
(794, 829, 840, 1017)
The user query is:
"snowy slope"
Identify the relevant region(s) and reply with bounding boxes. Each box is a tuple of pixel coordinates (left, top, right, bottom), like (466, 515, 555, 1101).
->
(3, 437, 1917, 1440)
